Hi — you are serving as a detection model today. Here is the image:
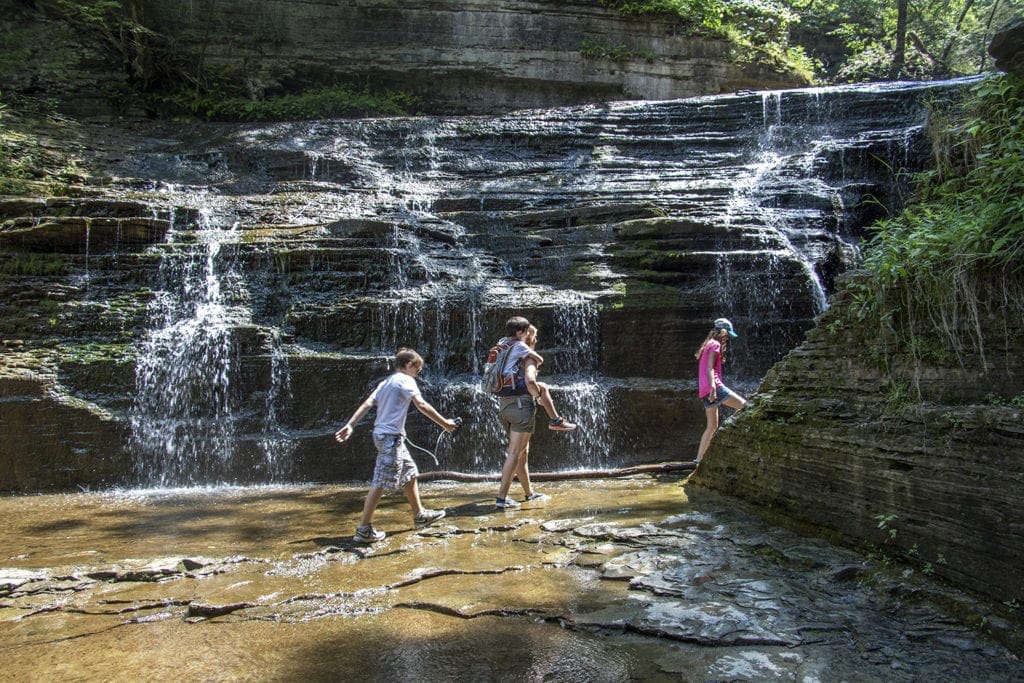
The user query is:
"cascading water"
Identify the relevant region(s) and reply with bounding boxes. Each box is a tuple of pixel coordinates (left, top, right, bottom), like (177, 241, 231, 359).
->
(333, 113, 621, 471)
(550, 294, 611, 466)
(129, 207, 294, 486)
(106, 78, 969, 484)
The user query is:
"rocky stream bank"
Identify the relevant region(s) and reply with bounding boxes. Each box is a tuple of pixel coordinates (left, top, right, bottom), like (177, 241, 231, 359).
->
(2, 476, 1022, 681)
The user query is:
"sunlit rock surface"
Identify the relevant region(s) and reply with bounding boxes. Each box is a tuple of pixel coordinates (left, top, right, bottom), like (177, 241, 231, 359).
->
(1, 477, 1021, 680)
(695, 292, 1024, 608)
(0, 80, 962, 490)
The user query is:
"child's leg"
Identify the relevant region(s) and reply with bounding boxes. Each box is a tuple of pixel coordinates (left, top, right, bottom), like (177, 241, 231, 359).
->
(723, 394, 747, 410)
(535, 381, 558, 420)
(359, 486, 385, 527)
(696, 406, 719, 461)
(514, 442, 533, 497)
(402, 478, 424, 516)
(536, 381, 577, 430)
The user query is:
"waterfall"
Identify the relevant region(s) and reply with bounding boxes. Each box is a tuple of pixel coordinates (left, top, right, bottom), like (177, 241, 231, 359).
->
(129, 209, 294, 486)
(551, 295, 611, 465)
(103, 78, 969, 485)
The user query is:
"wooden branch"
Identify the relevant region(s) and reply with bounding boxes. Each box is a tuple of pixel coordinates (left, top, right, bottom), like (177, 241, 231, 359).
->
(418, 461, 695, 483)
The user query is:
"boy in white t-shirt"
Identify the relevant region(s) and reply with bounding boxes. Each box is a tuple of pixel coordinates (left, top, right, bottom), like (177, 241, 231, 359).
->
(335, 348, 459, 543)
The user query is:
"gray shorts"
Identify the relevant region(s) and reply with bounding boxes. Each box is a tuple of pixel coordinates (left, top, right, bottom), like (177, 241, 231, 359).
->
(499, 395, 537, 434)
(371, 433, 419, 491)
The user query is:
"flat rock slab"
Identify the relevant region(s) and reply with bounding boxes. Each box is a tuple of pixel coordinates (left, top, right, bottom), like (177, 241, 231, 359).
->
(0, 478, 1020, 681)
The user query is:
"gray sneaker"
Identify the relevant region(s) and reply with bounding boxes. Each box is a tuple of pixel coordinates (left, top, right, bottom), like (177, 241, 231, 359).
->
(495, 497, 521, 509)
(354, 525, 385, 543)
(523, 492, 550, 504)
(414, 508, 446, 527)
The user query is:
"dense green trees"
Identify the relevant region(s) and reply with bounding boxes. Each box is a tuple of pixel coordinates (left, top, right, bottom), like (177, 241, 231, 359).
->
(790, 0, 1024, 81)
(603, 0, 1023, 82)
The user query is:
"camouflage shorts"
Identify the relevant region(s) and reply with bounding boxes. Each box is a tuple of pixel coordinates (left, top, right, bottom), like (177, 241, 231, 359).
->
(371, 433, 419, 491)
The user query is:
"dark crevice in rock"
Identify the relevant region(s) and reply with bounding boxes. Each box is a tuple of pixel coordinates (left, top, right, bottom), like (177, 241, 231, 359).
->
(387, 566, 527, 590)
(394, 601, 548, 620)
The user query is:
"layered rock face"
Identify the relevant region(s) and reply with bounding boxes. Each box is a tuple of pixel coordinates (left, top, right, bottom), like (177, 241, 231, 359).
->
(0, 81, 951, 490)
(692, 284, 1024, 605)
(1, 0, 807, 118)
(989, 18, 1024, 77)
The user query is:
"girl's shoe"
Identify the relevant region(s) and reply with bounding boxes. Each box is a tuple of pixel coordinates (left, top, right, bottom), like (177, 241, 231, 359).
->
(548, 416, 577, 431)
(524, 492, 550, 504)
(354, 525, 386, 543)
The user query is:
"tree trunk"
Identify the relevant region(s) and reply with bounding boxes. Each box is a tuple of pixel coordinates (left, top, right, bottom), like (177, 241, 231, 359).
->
(980, 0, 1002, 71)
(940, 0, 977, 67)
(892, 0, 909, 78)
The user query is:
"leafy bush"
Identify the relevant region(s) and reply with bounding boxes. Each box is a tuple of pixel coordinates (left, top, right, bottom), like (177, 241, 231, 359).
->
(848, 74, 1024, 370)
(598, 0, 813, 76)
(598, 0, 728, 30)
(157, 85, 417, 122)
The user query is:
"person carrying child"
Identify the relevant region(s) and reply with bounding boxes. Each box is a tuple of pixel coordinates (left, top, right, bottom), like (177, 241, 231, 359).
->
(491, 316, 576, 510)
(335, 348, 459, 543)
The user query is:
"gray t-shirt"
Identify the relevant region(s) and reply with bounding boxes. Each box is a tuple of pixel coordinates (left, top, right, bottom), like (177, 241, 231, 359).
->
(369, 372, 421, 437)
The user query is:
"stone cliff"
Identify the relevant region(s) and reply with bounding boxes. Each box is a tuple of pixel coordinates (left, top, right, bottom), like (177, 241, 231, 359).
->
(2, 0, 807, 118)
(691, 25, 1024, 611)
(0, 81, 943, 491)
(691, 280, 1024, 608)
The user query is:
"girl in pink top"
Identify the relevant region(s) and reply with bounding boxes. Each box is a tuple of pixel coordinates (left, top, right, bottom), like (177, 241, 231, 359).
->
(694, 318, 747, 464)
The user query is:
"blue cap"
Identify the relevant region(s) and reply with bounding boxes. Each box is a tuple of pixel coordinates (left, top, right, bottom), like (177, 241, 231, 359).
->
(714, 318, 738, 338)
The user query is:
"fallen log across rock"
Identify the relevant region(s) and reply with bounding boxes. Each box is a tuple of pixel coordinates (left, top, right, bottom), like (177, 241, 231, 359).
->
(418, 461, 695, 483)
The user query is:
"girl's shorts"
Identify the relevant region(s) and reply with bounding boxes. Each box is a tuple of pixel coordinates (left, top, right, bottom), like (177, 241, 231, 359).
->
(701, 384, 737, 408)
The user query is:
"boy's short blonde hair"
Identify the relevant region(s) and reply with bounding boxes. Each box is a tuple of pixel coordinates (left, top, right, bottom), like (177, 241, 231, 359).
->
(394, 347, 423, 370)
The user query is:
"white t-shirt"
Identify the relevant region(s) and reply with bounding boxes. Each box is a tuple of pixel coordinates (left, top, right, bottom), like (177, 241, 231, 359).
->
(499, 337, 532, 376)
(369, 372, 421, 437)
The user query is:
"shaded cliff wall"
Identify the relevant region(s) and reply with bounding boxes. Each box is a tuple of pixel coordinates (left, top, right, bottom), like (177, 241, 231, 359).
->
(1, 0, 806, 118)
(136, 0, 804, 112)
(0, 80, 947, 491)
(691, 280, 1024, 605)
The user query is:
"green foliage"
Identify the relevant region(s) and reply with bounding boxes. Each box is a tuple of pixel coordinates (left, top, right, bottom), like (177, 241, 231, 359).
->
(0, 27, 31, 82)
(0, 253, 67, 277)
(597, 0, 814, 76)
(883, 380, 915, 413)
(875, 512, 898, 540)
(846, 74, 1024, 374)
(985, 391, 1024, 408)
(785, 0, 1024, 82)
(0, 101, 85, 195)
(47, 0, 123, 29)
(598, 0, 728, 30)
(156, 85, 417, 122)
